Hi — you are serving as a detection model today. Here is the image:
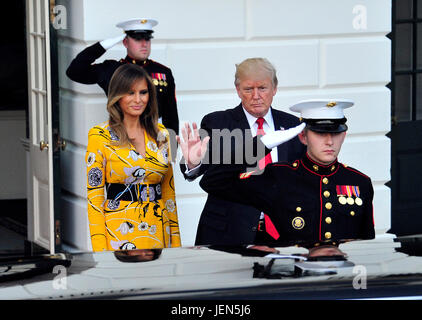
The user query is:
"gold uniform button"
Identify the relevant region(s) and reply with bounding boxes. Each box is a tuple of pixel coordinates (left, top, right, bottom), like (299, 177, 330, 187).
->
(325, 202, 332, 210)
(325, 217, 332, 224)
(293, 162, 298, 167)
(313, 165, 319, 171)
(323, 191, 330, 198)
(322, 177, 329, 184)
(296, 207, 302, 212)
(350, 211, 355, 216)
(325, 232, 332, 239)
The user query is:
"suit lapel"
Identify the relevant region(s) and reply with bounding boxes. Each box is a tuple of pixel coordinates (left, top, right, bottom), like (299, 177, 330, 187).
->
(232, 104, 253, 143)
(232, 104, 251, 130)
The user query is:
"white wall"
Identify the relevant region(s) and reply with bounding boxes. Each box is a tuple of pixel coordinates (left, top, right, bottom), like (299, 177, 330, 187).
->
(57, 0, 392, 250)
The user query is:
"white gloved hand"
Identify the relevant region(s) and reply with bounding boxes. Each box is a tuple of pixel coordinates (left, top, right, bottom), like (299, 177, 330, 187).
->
(100, 34, 126, 50)
(260, 123, 306, 149)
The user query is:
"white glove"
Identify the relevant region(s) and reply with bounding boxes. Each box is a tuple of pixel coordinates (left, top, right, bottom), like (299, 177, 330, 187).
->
(260, 123, 306, 149)
(100, 34, 126, 50)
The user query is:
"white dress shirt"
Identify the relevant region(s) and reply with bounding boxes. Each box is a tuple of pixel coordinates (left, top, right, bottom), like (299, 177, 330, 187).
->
(241, 107, 278, 162)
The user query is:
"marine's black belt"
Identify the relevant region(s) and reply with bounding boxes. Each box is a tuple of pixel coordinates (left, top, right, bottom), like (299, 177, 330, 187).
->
(106, 183, 162, 202)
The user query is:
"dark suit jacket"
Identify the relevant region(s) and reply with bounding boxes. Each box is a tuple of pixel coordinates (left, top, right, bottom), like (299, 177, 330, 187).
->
(181, 104, 306, 246)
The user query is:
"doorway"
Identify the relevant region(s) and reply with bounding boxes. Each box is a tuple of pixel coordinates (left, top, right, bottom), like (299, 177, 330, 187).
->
(389, 0, 422, 236)
(0, 0, 29, 255)
(0, 0, 59, 256)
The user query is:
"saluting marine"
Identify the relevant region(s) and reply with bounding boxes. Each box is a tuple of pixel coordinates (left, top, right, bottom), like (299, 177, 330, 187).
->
(197, 99, 375, 248)
(66, 18, 179, 134)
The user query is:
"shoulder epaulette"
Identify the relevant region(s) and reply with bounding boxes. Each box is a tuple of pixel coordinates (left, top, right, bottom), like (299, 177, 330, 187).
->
(149, 59, 171, 70)
(272, 159, 300, 170)
(341, 163, 370, 179)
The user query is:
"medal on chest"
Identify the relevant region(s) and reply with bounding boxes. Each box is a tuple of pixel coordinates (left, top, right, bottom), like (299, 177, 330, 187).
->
(336, 185, 363, 206)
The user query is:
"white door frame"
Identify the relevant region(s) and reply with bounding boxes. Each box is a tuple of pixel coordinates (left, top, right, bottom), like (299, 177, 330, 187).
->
(25, 0, 55, 253)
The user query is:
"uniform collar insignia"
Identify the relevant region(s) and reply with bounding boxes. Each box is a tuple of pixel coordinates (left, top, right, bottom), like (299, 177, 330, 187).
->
(122, 56, 150, 67)
(302, 153, 339, 176)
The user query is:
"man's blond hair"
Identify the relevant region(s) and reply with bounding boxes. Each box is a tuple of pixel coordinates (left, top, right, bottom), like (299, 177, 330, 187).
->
(234, 57, 278, 88)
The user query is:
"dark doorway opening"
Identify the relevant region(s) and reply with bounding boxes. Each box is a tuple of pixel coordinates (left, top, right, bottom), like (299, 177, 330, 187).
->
(388, 0, 422, 236)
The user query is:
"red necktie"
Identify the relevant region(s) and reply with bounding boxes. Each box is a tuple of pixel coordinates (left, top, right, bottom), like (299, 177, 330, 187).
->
(256, 117, 273, 170)
(255, 117, 280, 240)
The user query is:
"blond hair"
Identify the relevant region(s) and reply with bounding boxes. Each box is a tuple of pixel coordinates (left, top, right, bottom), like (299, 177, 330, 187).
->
(234, 57, 278, 88)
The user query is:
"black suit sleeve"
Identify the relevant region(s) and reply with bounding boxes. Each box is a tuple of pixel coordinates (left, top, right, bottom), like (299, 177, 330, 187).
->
(199, 132, 276, 212)
(66, 42, 107, 85)
(160, 69, 179, 134)
(361, 179, 375, 240)
(199, 160, 278, 215)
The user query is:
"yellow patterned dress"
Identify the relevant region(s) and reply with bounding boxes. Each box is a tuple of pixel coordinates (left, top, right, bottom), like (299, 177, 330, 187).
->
(86, 121, 181, 252)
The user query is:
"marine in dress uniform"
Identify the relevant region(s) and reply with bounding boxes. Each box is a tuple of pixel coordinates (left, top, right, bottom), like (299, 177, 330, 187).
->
(66, 18, 179, 134)
(199, 99, 375, 248)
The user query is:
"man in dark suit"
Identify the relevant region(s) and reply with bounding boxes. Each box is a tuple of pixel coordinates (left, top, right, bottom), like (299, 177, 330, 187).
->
(66, 18, 179, 134)
(178, 58, 305, 247)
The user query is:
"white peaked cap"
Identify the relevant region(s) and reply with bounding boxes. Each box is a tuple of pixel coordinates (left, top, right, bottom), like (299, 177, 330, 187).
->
(116, 18, 158, 32)
(289, 99, 354, 119)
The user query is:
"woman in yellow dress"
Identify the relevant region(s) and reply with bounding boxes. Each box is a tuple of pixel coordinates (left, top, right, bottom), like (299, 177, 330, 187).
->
(85, 64, 181, 252)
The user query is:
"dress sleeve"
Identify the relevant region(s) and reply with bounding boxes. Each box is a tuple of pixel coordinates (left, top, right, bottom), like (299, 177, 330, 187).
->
(160, 133, 181, 247)
(86, 127, 108, 251)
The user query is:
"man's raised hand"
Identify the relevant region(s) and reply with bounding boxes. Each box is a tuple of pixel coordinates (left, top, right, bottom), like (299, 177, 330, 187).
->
(176, 122, 210, 170)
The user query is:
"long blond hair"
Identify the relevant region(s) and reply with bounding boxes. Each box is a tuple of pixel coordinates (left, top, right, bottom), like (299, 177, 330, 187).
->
(107, 64, 160, 146)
